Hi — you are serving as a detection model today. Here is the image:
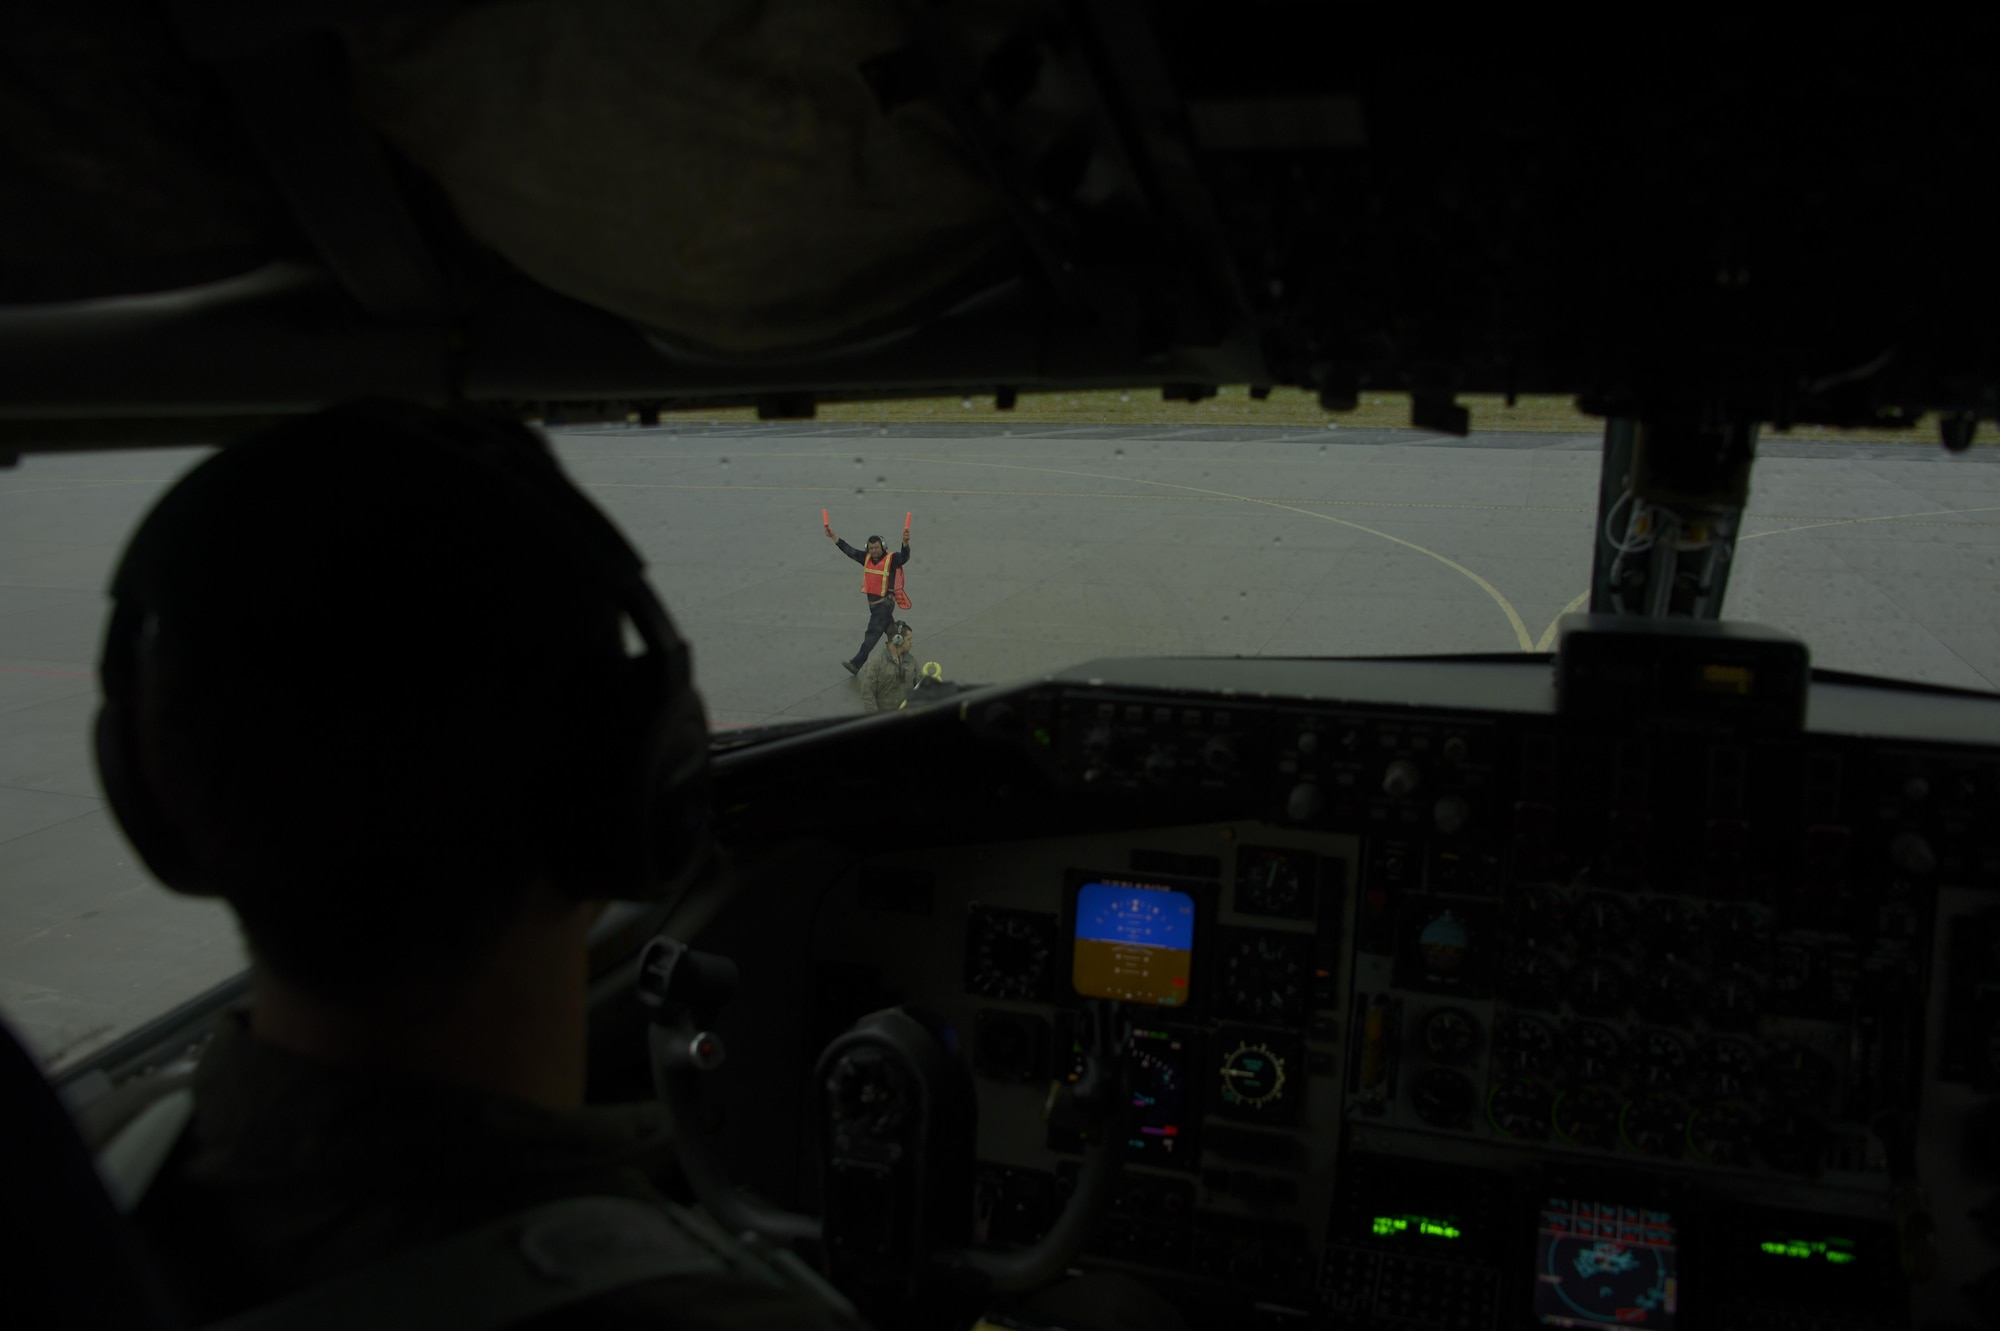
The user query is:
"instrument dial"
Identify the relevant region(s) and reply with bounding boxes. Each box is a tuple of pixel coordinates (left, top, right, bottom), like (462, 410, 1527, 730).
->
(1632, 964, 1697, 1025)
(1688, 1099, 1758, 1168)
(1509, 886, 1569, 944)
(1422, 1007, 1481, 1064)
(1217, 1039, 1290, 1113)
(1633, 1030, 1688, 1088)
(1498, 951, 1564, 1010)
(1486, 1077, 1555, 1140)
(1552, 1084, 1621, 1149)
(1701, 1038, 1759, 1098)
(1619, 1094, 1689, 1158)
(1639, 897, 1705, 958)
(1574, 894, 1631, 950)
(1562, 1021, 1624, 1083)
(1236, 847, 1317, 919)
(1569, 961, 1628, 1018)
(1766, 1043, 1837, 1102)
(1704, 971, 1763, 1032)
(965, 907, 1056, 1000)
(1713, 904, 1772, 961)
(1411, 1068, 1477, 1129)
(1216, 930, 1312, 1026)
(1493, 1014, 1558, 1077)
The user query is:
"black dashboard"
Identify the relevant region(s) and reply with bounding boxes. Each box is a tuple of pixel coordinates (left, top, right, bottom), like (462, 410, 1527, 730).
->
(689, 649, 2000, 1331)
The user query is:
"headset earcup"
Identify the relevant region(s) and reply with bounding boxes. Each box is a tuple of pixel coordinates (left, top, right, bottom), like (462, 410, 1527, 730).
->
(93, 701, 205, 895)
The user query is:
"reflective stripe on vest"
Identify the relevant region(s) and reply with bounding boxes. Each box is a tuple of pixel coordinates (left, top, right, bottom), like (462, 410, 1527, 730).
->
(862, 554, 893, 596)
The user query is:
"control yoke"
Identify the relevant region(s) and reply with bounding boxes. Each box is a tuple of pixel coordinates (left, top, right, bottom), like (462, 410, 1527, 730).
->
(638, 934, 1131, 1304)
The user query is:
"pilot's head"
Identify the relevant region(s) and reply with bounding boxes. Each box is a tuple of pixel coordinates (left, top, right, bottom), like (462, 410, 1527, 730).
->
(94, 401, 710, 1006)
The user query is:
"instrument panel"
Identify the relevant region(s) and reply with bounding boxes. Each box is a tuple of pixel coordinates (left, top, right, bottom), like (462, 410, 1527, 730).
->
(767, 658, 2000, 1329)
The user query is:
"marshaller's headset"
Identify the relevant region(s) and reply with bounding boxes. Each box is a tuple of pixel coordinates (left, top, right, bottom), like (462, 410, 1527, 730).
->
(890, 622, 912, 647)
(94, 400, 713, 906)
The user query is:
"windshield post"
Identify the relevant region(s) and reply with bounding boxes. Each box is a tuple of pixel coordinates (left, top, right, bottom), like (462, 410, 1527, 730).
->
(1588, 417, 1757, 619)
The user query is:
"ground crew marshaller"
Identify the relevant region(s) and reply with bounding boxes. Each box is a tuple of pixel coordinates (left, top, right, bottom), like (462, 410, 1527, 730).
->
(826, 517, 911, 674)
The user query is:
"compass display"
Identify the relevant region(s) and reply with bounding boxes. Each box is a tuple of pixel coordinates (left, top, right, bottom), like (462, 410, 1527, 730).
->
(1534, 1197, 1679, 1329)
(1212, 1027, 1304, 1125)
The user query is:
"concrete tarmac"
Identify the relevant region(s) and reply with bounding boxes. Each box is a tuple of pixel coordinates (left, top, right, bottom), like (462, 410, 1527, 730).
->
(4, 420, 1999, 1068)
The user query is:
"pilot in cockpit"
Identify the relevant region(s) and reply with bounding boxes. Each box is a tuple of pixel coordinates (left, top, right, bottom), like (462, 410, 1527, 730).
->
(86, 400, 1183, 1331)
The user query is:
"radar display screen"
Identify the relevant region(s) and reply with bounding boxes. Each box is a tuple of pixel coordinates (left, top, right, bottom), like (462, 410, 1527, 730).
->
(1534, 1198, 1679, 1330)
(1072, 881, 1196, 1006)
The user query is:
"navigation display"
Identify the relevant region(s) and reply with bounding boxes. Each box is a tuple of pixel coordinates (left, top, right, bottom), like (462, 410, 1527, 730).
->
(1534, 1197, 1679, 1330)
(1072, 881, 1196, 1006)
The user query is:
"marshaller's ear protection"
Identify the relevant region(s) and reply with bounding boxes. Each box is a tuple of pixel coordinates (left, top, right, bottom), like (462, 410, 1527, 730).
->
(94, 400, 713, 906)
(890, 622, 912, 647)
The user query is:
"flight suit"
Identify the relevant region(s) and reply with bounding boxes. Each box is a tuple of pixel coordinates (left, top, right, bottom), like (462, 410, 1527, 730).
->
(129, 1015, 862, 1330)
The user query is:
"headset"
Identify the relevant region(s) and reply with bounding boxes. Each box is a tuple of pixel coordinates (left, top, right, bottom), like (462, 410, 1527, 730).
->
(890, 622, 912, 647)
(94, 400, 712, 906)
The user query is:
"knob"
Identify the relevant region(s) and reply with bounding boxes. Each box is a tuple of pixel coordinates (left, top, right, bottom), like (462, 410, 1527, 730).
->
(1204, 736, 1238, 775)
(1443, 736, 1470, 765)
(1383, 759, 1421, 799)
(1287, 782, 1325, 822)
(1433, 796, 1471, 836)
(1296, 732, 1321, 756)
(1144, 749, 1176, 783)
(1890, 832, 1936, 876)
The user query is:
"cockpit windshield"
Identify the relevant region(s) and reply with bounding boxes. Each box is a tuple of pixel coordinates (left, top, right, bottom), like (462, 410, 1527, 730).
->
(3, 389, 1995, 1071)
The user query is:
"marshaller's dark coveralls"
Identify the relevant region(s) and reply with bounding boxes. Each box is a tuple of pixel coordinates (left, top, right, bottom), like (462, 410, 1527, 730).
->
(836, 536, 909, 668)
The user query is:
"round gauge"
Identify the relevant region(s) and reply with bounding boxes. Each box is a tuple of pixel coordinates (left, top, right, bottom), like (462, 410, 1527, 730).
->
(1704, 972, 1763, 1032)
(1688, 1100, 1757, 1167)
(1217, 930, 1311, 1026)
(1509, 886, 1569, 945)
(1217, 1039, 1289, 1112)
(1574, 894, 1630, 950)
(1619, 1094, 1688, 1158)
(1701, 1038, 1759, 1098)
(1639, 897, 1705, 958)
(1486, 1077, 1555, 1140)
(1568, 960, 1628, 1018)
(1493, 1014, 1558, 1077)
(965, 908, 1055, 1000)
(1632, 964, 1697, 1025)
(1552, 1084, 1621, 1149)
(1759, 1111, 1829, 1176)
(1713, 904, 1771, 960)
(1633, 1030, 1688, 1088)
(1765, 1043, 1837, 1102)
(1498, 951, 1564, 1011)
(1236, 848, 1315, 919)
(1562, 1022, 1624, 1083)
(1411, 1068, 1476, 1129)
(1422, 1007, 1481, 1064)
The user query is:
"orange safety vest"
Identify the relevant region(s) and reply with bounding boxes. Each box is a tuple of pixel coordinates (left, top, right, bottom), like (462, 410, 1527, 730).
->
(862, 553, 895, 597)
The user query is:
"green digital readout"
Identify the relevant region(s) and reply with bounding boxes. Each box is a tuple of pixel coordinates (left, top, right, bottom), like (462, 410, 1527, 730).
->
(1373, 1215, 1462, 1240)
(1759, 1238, 1856, 1264)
